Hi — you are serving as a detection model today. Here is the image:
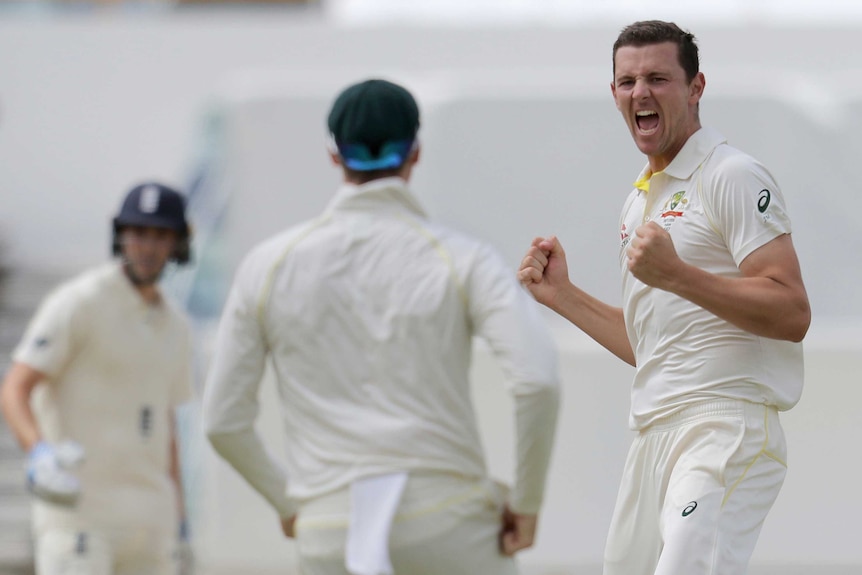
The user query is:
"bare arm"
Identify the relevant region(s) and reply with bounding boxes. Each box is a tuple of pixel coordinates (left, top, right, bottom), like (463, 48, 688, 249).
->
(627, 224, 810, 341)
(0, 362, 45, 451)
(518, 236, 635, 365)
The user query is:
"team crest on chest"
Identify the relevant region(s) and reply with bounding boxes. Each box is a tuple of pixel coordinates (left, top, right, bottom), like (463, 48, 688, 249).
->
(660, 190, 689, 229)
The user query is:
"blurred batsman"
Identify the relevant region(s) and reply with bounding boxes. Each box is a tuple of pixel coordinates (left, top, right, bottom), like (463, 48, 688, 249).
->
(203, 78, 561, 575)
(1, 182, 195, 575)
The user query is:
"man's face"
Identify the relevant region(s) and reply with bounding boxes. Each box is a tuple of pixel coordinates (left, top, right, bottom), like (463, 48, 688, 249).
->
(611, 41, 705, 172)
(120, 226, 177, 286)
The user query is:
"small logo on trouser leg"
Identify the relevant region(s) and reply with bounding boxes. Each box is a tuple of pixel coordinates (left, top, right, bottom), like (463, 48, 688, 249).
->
(140, 406, 153, 438)
(76, 532, 88, 555)
(682, 501, 698, 517)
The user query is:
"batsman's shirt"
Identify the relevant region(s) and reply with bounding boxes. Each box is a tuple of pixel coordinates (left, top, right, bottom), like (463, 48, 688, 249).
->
(13, 263, 192, 535)
(204, 177, 560, 515)
(619, 127, 804, 430)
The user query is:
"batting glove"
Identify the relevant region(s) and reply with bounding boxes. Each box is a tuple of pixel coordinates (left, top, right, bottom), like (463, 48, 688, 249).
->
(27, 440, 85, 506)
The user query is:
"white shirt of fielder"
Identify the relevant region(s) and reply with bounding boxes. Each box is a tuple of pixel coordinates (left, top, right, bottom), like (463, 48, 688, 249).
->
(203, 177, 560, 518)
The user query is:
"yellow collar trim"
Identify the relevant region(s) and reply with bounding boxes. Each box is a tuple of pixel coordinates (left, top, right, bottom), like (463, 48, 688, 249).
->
(633, 170, 661, 193)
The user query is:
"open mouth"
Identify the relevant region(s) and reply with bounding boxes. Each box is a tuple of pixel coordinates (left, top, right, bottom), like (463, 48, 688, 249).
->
(635, 110, 659, 134)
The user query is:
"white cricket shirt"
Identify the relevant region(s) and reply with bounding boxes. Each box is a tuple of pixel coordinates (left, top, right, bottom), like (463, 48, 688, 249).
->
(204, 177, 560, 514)
(620, 128, 804, 430)
(13, 263, 193, 535)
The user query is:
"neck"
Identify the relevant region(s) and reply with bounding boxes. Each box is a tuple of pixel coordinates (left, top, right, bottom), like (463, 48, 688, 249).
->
(122, 264, 162, 305)
(136, 284, 162, 305)
(648, 123, 701, 173)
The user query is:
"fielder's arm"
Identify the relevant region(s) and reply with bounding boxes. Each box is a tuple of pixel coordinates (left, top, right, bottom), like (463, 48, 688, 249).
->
(472, 246, 561, 513)
(202, 262, 297, 522)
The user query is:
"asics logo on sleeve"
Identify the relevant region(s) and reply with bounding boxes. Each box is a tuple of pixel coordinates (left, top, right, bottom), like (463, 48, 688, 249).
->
(757, 189, 771, 213)
(682, 501, 698, 517)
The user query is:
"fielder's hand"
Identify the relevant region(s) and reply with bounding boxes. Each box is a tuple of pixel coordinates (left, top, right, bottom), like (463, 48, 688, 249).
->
(280, 515, 297, 538)
(499, 506, 538, 556)
(27, 440, 85, 506)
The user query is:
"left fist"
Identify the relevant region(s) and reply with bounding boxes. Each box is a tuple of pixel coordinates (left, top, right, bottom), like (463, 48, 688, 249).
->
(625, 221, 680, 289)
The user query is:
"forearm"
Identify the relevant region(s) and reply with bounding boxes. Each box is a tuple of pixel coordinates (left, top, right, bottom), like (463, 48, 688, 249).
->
(0, 392, 41, 451)
(550, 283, 635, 366)
(510, 385, 559, 514)
(206, 428, 297, 518)
(667, 263, 810, 342)
(0, 365, 43, 451)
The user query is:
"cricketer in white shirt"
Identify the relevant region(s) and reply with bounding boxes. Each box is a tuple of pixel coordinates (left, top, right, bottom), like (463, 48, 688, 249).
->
(619, 127, 804, 430)
(203, 177, 561, 574)
(12, 263, 192, 571)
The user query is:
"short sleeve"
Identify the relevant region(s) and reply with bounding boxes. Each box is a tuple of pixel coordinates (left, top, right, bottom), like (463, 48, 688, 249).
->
(12, 287, 80, 379)
(705, 153, 793, 266)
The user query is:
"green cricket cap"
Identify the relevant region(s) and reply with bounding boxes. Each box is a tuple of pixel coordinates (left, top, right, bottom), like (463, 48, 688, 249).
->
(327, 79, 420, 171)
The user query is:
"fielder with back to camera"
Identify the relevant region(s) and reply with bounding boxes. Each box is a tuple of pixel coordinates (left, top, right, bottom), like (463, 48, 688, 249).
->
(203, 78, 561, 575)
(1, 182, 195, 575)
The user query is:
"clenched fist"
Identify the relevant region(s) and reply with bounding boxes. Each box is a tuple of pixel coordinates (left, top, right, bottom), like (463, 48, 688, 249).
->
(517, 236, 570, 309)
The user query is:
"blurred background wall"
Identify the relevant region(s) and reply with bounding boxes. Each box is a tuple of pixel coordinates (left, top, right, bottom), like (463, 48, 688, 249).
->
(1, 2, 860, 574)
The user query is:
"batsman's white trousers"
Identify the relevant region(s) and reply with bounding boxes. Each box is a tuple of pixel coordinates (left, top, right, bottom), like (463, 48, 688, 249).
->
(603, 399, 788, 575)
(296, 472, 520, 575)
(35, 528, 174, 575)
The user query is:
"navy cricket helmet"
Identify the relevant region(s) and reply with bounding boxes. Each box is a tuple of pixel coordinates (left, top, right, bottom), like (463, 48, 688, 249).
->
(112, 182, 192, 264)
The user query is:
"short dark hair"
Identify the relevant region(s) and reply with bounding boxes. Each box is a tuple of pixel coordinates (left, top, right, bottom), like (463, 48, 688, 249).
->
(613, 20, 700, 82)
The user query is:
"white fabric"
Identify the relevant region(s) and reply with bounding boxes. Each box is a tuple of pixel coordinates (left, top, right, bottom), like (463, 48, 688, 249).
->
(13, 263, 193, 536)
(205, 428, 297, 518)
(297, 473, 518, 575)
(203, 177, 560, 514)
(345, 472, 408, 575)
(36, 528, 175, 575)
(603, 399, 787, 575)
(619, 127, 804, 430)
(36, 530, 112, 575)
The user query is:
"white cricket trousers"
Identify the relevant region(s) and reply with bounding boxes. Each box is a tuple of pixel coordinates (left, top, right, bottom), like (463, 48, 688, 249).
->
(35, 528, 174, 575)
(296, 472, 520, 575)
(603, 399, 788, 575)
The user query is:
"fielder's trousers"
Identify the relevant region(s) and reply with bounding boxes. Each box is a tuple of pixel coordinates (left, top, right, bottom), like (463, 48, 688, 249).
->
(296, 472, 520, 575)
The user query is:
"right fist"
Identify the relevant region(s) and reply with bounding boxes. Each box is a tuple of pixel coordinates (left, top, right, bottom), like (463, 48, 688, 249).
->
(27, 440, 85, 506)
(517, 236, 569, 307)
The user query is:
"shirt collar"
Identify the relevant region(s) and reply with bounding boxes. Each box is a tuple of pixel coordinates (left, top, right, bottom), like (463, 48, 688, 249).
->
(325, 177, 429, 218)
(632, 127, 727, 191)
(663, 126, 727, 180)
(107, 261, 165, 310)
